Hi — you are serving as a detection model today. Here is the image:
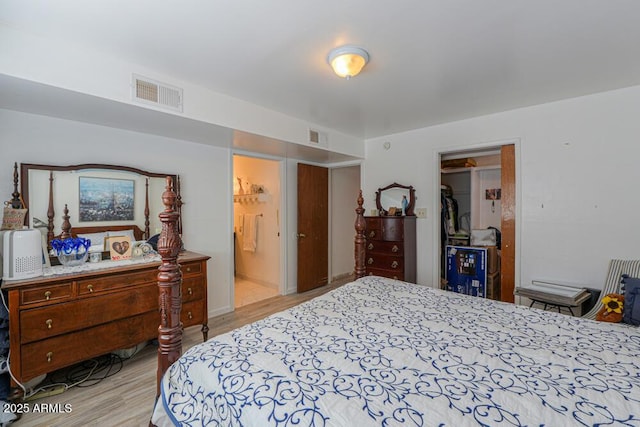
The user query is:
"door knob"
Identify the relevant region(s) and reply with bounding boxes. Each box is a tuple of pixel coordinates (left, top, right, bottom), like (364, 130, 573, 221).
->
(296, 233, 307, 238)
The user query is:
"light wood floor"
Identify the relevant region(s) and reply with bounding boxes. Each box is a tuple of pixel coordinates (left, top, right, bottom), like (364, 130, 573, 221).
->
(15, 276, 352, 427)
(234, 277, 279, 308)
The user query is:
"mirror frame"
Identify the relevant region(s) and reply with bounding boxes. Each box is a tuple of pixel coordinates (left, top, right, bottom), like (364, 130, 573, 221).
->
(20, 163, 181, 240)
(375, 182, 416, 216)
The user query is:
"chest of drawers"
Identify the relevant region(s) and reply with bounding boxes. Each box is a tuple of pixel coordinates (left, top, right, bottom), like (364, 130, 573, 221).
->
(365, 216, 416, 283)
(2, 251, 209, 387)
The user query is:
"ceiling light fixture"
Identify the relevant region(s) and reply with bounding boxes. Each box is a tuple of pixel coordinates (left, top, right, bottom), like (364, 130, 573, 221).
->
(327, 46, 369, 80)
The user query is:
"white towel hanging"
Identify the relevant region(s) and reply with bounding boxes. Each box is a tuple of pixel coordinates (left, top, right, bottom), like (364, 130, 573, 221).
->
(243, 213, 257, 252)
(236, 214, 245, 234)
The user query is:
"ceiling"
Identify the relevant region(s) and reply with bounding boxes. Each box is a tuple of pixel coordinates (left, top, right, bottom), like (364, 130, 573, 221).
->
(2, 0, 640, 140)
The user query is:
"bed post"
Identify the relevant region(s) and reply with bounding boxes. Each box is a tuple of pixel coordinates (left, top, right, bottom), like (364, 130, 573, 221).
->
(60, 204, 71, 239)
(47, 172, 55, 248)
(10, 162, 22, 209)
(144, 178, 150, 240)
(155, 176, 183, 398)
(354, 190, 366, 279)
(176, 175, 183, 236)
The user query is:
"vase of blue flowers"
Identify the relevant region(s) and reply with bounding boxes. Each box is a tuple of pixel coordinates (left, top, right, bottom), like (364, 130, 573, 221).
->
(50, 237, 91, 267)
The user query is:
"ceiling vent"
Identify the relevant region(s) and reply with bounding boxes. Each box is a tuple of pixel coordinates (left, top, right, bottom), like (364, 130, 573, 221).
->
(308, 128, 328, 146)
(132, 74, 183, 112)
(309, 129, 320, 143)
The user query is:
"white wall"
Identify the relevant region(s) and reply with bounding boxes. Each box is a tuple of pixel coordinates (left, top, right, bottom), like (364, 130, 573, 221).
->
(0, 108, 233, 317)
(472, 168, 502, 230)
(0, 24, 364, 159)
(364, 84, 640, 292)
(330, 165, 361, 279)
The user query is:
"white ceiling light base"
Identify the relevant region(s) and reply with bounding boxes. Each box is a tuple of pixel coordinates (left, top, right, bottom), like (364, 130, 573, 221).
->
(327, 46, 369, 79)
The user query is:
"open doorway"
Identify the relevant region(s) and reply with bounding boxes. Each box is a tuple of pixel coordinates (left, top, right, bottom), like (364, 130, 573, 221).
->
(437, 143, 517, 303)
(233, 155, 281, 307)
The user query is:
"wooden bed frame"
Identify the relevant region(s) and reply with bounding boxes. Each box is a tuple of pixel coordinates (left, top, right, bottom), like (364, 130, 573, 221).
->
(154, 177, 185, 398)
(152, 188, 369, 398)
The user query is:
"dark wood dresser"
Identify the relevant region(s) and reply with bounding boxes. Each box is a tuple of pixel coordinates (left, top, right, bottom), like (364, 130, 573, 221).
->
(1, 251, 209, 387)
(365, 216, 417, 283)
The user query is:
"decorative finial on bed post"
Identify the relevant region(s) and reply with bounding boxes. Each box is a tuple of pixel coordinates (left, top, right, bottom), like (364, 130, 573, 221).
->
(354, 190, 366, 279)
(156, 176, 183, 398)
(60, 204, 71, 239)
(10, 162, 21, 209)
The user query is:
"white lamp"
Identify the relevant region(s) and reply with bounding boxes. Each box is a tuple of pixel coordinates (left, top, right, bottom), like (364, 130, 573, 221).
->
(327, 46, 369, 79)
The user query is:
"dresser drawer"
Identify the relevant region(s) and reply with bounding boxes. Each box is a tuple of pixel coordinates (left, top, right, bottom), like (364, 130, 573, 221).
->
(181, 261, 202, 276)
(181, 300, 205, 327)
(366, 254, 404, 272)
(21, 311, 158, 382)
(20, 282, 158, 344)
(365, 225, 383, 240)
(77, 269, 157, 295)
(365, 218, 404, 241)
(182, 276, 204, 303)
(379, 218, 404, 241)
(366, 240, 403, 255)
(20, 283, 73, 306)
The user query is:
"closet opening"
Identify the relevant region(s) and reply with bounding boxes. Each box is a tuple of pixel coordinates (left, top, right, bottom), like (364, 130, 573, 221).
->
(437, 143, 516, 303)
(233, 154, 282, 307)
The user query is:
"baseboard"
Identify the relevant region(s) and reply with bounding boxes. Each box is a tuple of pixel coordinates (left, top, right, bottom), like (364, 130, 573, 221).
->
(331, 272, 353, 282)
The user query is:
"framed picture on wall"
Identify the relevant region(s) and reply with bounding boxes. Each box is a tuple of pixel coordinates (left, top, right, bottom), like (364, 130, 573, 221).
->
(79, 177, 134, 222)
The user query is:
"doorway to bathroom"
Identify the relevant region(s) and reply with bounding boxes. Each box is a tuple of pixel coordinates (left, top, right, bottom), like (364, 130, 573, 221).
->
(233, 154, 281, 308)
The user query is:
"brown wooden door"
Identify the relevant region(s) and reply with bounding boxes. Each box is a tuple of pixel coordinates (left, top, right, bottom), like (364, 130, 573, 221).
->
(500, 144, 516, 303)
(297, 164, 328, 292)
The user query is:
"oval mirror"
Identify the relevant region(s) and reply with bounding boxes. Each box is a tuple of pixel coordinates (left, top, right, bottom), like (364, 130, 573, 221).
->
(375, 182, 416, 216)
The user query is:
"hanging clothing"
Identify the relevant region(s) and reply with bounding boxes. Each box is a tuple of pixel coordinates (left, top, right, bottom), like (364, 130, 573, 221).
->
(441, 186, 459, 239)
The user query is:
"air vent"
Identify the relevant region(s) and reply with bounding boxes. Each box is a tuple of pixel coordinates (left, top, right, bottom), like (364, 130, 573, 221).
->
(308, 128, 328, 146)
(309, 129, 320, 143)
(132, 74, 183, 112)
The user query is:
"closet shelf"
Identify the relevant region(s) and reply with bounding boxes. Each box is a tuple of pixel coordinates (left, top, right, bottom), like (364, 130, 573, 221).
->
(234, 193, 269, 203)
(441, 165, 501, 174)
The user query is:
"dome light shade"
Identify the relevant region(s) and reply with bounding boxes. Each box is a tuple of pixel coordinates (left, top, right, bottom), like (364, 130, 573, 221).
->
(327, 46, 369, 79)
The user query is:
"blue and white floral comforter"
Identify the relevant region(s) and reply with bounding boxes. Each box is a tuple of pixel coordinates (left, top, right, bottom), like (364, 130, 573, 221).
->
(152, 276, 640, 426)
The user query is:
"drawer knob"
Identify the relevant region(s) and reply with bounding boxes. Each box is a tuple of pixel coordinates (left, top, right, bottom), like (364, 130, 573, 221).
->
(393, 276, 399, 280)
(186, 267, 192, 272)
(368, 231, 376, 238)
(187, 287, 193, 296)
(44, 291, 52, 301)
(391, 245, 399, 253)
(391, 261, 399, 269)
(367, 258, 374, 265)
(367, 243, 374, 250)
(87, 284, 94, 293)
(46, 319, 53, 329)
(188, 311, 193, 320)
(46, 352, 53, 363)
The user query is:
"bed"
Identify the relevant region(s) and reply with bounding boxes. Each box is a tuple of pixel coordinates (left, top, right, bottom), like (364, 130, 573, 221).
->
(151, 191, 640, 426)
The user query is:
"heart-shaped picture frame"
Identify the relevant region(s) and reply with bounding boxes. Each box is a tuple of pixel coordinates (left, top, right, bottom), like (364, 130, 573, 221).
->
(111, 240, 130, 255)
(108, 235, 132, 260)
